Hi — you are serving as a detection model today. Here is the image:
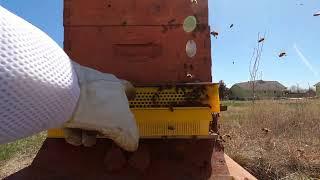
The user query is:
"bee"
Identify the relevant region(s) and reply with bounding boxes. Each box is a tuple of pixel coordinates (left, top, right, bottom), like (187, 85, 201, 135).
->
(186, 73, 193, 79)
(169, 105, 174, 112)
(168, 19, 176, 25)
(210, 31, 219, 38)
(151, 92, 160, 103)
(191, 0, 198, 4)
(279, 52, 287, 58)
(158, 85, 164, 92)
(261, 128, 271, 133)
(258, 37, 265, 43)
(222, 134, 232, 141)
(122, 21, 127, 26)
(161, 25, 168, 33)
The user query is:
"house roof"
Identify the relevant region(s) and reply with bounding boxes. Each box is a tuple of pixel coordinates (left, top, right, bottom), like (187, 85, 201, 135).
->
(233, 80, 287, 91)
(314, 82, 320, 86)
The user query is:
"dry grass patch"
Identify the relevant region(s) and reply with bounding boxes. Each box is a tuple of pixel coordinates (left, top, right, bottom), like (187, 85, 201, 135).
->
(221, 100, 320, 179)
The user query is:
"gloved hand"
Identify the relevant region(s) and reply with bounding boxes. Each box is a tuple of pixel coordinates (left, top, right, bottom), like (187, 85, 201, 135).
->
(0, 5, 139, 152)
(63, 62, 139, 151)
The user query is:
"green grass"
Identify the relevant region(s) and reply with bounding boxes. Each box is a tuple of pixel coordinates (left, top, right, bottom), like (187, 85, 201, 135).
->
(0, 132, 46, 163)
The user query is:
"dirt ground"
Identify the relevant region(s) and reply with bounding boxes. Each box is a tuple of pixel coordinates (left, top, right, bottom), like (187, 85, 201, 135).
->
(0, 99, 319, 179)
(0, 154, 36, 179)
(0, 133, 46, 179)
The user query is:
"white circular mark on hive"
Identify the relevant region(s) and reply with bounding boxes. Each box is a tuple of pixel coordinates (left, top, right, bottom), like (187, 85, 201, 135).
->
(186, 40, 197, 58)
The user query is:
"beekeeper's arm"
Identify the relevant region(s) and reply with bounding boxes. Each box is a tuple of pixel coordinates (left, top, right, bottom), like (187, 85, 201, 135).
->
(0, 6, 139, 151)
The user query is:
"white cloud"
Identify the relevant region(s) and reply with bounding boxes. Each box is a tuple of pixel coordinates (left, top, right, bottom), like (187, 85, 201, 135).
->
(293, 43, 319, 77)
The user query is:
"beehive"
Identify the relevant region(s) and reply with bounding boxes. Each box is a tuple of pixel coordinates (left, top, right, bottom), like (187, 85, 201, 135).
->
(64, 0, 212, 84)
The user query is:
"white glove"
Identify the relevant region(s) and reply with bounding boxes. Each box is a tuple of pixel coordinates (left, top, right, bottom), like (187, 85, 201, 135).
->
(64, 63, 139, 151)
(0, 6, 139, 151)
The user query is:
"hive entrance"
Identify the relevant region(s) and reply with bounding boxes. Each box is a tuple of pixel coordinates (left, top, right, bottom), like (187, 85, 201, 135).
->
(129, 86, 209, 108)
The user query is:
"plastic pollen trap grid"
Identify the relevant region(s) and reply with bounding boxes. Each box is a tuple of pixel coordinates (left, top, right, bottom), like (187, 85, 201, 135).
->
(48, 84, 220, 138)
(129, 87, 195, 108)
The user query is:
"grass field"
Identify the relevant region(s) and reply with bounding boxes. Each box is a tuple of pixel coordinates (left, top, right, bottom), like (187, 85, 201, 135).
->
(0, 99, 319, 179)
(220, 99, 320, 179)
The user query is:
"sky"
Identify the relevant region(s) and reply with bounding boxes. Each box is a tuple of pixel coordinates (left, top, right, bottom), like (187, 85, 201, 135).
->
(1, 0, 319, 88)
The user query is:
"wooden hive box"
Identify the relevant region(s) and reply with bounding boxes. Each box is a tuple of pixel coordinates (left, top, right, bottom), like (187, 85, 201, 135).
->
(64, 0, 209, 26)
(64, 0, 212, 84)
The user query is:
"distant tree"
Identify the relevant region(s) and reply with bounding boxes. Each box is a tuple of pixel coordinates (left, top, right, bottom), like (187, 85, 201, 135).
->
(289, 85, 298, 93)
(219, 80, 229, 100)
(249, 32, 265, 102)
(290, 84, 305, 93)
(296, 83, 301, 93)
(306, 89, 316, 97)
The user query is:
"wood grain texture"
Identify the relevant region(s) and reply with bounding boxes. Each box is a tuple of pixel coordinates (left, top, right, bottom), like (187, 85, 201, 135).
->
(64, 0, 208, 26)
(65, 25, 212, 84)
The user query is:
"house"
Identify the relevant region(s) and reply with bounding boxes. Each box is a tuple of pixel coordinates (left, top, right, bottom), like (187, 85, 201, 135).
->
(230, 80, 287, 100)
(315, 82, 320, 97)
(286, 90, 316, 98)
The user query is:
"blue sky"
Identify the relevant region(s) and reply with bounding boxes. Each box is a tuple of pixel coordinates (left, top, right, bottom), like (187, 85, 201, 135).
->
(1, 0, 319, 88)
